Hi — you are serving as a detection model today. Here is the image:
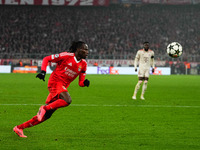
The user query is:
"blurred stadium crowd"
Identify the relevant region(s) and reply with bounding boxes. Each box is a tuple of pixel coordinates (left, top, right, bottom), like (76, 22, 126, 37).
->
(0, 4, 200, 61)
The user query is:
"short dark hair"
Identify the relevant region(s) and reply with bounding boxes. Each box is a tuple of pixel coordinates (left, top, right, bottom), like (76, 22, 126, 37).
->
(143, 41, 149, 44)
(69, 41, 85, 53)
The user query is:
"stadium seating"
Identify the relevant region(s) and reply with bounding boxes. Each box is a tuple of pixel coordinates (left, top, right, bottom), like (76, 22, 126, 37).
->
(0, 5, 200, 61)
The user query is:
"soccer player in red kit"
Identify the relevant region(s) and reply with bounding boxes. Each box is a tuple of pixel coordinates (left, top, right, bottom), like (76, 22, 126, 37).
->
(13, 41, 90, 138)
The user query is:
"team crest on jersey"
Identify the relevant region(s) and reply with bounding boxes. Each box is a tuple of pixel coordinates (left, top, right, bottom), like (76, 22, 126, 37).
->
(68, 63, 72, 66)
(78, 66, 82, 71)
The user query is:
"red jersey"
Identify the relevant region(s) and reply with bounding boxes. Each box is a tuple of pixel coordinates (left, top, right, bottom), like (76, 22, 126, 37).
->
(41, 52, 87, 88)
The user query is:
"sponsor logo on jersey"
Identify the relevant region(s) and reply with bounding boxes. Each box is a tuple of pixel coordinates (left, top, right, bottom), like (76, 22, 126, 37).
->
(64, 67, 77, 77)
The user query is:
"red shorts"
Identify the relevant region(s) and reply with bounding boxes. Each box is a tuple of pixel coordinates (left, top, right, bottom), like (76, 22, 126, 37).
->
(45, 82, 69, 104)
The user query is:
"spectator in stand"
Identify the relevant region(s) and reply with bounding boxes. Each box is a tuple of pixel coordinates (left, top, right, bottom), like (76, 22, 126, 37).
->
(197, 64, 200, 75)
(184, 62, 191, 75)
(0, 5, 200, 60)
(93, 62, 98, 66)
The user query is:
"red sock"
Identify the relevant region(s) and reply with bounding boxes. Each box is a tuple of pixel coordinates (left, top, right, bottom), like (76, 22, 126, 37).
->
(44, 99, 69, 111)
(17, 100, 68, 129)
(17, 116, 44, 129)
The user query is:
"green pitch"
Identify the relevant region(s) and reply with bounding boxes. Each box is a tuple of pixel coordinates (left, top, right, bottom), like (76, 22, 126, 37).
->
(0, 74, 200, 150)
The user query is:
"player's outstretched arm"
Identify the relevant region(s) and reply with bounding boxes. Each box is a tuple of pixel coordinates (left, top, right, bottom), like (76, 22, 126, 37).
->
(36, 53, 70, 82)
(36, 55, 51, 82)
(36, 70, 46, 81)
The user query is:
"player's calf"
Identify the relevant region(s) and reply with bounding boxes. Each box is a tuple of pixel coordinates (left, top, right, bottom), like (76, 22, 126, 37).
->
(141, 80, 148, 100)
(132, 80, 143, 99)
(37, 105, 46, 122)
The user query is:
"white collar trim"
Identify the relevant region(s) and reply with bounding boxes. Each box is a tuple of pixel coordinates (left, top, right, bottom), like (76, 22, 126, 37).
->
(74, 56, 81, 63)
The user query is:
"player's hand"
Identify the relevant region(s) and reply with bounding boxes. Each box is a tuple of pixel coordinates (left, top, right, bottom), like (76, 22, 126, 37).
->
(84, 79, 90, 87)
(36, 70, 46, 81)
(152, 68, 155, 73)
(135, 68, 137, 72)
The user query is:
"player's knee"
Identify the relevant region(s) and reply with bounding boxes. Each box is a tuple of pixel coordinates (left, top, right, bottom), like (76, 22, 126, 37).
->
(59, 92, 72, 104)
(138, 80, 143, 84)
(144, 80, 148, 84)
(65, 97, 72, 104)
(60, 97, 72, 105)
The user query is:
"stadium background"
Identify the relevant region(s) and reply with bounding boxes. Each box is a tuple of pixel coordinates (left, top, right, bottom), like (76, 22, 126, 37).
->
(1, 1, 200, 150)
(0, 0, 200, 75)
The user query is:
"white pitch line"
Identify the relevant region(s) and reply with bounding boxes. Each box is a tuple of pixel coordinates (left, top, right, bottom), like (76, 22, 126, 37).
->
(0, 104, 200, 108)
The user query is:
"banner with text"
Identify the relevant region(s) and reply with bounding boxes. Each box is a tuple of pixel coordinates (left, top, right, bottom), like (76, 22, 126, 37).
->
(161, 0, 191, 4)
(13, 66, 38, 73)
(0, 65, 11, 73)
(142, 0, 162, 4)
(120, 0, 142, 4)
(0, 0, 109, 6)
(46, 66, 171, 75)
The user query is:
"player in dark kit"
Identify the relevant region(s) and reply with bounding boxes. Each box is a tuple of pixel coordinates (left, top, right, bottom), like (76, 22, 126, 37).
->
(13, 41, 90, 138)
